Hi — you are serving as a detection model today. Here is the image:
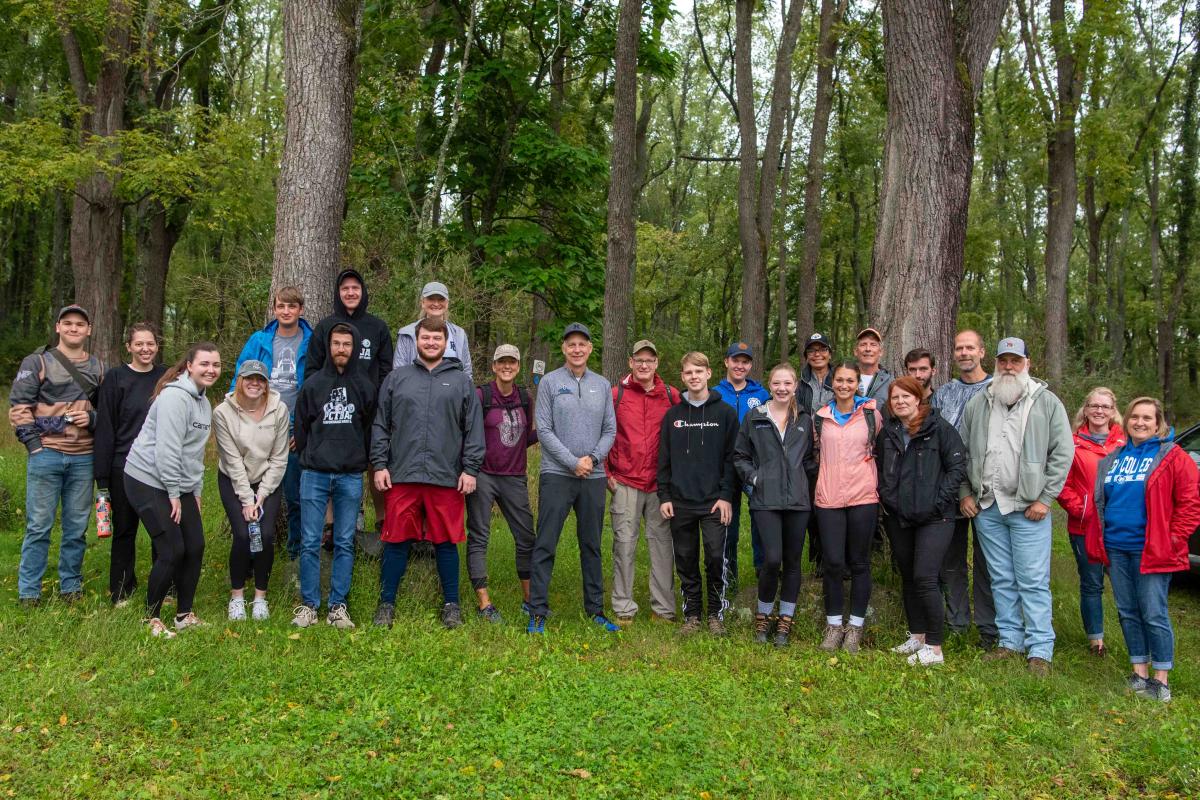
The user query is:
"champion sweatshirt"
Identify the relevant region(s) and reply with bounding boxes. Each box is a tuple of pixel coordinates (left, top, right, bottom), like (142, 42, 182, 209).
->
(656, 391, 739, 507)
(123, 374, 213, 499)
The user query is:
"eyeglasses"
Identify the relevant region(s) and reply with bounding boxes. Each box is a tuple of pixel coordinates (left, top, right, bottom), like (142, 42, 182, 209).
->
(632, 359, 657, 366)
(1085, 404, 1114, 411)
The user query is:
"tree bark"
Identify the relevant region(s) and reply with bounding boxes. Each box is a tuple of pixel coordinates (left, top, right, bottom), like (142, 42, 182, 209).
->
(796, 0, 846, 349)
(602, 0, 641, 381)
(868, 0, 1006, 378)
(272, 0, 364, 322)
(135, 199, 186, 334)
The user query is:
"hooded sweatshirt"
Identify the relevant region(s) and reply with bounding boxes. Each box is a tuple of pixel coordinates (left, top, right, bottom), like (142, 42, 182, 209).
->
(1100, 435, 1164, 552)
(714, 377, 771, 423)
(294, 322, 378, 473)
(212, 388, 291, 506)
(305, 269, 395, 388)
(657, 391, 739, 507)
(123, 374, 213, 499)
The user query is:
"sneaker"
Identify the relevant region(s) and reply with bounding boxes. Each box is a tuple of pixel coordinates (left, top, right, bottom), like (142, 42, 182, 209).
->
(708, 616, 727, 637)
(820, 623, 846, 652)
(373, 602, 395, 628)
(650, 612, 675, 623)
(326, 604, 355, 629)
(173, 612, 205, 631)
(251, 598, 270, 620)
(148, 618, 176, 638)
(477, 605, 502, 624)
(1027, 657, 1051, 677)
(1126, 673, 1149, 693)
(527, 615, 546, 634)
(753, 614, 773, 644)
(228, 597, 247, 621)
(441, 602, 463, 629)
(678, 616, 703, 636)
(842, 624, 864, 653)
(982, 646, 1022, 662)
(891, 634, 924, 655)
(591, 614, 621, 632)
(907, 645, 944, 666)
(774, 615, 794, 648)
(113, 597, 131, 609)
(616, 615, 635, 626)
(291, 604, 318, 628)
(1141, 678, 1172, 703)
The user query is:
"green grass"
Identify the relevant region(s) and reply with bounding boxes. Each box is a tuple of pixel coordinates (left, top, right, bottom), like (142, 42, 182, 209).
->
(0, 426, 1197, 798)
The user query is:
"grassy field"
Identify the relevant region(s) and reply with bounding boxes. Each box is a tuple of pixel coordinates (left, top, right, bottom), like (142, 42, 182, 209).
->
(0, 427, 1198, 799)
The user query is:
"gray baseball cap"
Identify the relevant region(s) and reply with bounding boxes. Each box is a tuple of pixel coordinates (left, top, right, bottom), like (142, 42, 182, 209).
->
(995, 337, 1028, 358)
(421, 281, 449, 299)
(493, 344, 521, 362)
(238, 359, 269, 380)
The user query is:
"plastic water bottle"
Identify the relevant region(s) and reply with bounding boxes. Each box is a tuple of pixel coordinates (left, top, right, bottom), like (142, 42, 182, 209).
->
(248, 511, 263, 554)
(95, 492, 112, 539)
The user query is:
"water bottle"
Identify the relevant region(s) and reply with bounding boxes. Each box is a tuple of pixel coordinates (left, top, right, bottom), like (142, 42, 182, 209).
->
(95, 492, 112, 539)
(248, 509, 263, 554)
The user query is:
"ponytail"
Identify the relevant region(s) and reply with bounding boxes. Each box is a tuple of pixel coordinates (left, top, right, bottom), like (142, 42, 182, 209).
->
(154, 341, 219, 398)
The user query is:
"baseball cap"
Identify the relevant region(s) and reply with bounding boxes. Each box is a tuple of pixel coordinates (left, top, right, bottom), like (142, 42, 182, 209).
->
(421, 281, 449, 299)
(631, 339, 658, 356)
(804, 333, 832, 352)
(995, 337, 1028, 358)
(562, 322, 592, 341)
(725, 341, 754, 359)
(57, 304, 90, 323)
(237, 360, 269, 380)
(856, 327, 882, 342)
(493, 344, 521, 362)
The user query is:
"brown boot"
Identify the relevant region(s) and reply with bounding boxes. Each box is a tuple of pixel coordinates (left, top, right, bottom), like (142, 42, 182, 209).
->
(842, 624, 865, 654)
(774, 615, 794, 648)
(982, 647, 1022, 662)
(820, 623, 846, 651)
(753, 613, 772, 644)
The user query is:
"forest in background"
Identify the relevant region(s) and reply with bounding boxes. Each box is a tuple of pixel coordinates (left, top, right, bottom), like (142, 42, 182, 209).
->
(1, 0, 1199, 418)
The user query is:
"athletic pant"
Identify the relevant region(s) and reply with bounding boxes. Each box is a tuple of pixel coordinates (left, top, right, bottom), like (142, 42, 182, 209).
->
(816, 503, 878, 619)
(107, 456, 152, 603)
(753, 509, 809, 611)
(125, 474, 204, 619)
(670, 504, 729, 620)
(379, 541, 459, 605)
(218, 472, 282, 592)
(528, 473, 607, 618)
(940, 516, 998, 638)
(885, 516, 955, 646)
(465, 472, 535, 590)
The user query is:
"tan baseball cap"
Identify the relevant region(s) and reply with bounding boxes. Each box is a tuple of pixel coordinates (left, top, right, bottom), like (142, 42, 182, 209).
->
(631, 339, 658, 356)
(492, 344, 521, 362)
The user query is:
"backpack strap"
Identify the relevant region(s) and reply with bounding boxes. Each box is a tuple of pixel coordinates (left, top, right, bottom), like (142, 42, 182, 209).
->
(616, 382, 625, 409)
(516, 385, 531, 416)
(46, 348, 98, 404)
(865, 407, 876, 445)
(665, 385, 677, 405)
(480, 383, 494, 414)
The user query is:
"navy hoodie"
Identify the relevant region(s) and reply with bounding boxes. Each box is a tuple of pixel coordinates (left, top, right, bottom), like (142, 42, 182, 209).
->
(306, 269, 394, 388)
(295, 322, 378, 473)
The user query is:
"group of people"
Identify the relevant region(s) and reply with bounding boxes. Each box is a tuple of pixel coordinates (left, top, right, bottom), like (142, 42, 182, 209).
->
(10, 285, 1198, 703)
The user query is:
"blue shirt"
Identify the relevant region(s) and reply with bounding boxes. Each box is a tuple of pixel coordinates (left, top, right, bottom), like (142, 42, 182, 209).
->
(1102, 437, 1161, 552)
(714, 378, 771, 423)
(829, 395, 871, 426)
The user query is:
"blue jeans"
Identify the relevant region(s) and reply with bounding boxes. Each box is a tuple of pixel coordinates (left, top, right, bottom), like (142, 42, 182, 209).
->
(973, 503, 1056, 661)
(283, 451, 302, 559)
(1107, 549, 1174, 671)
(19, 449, 93, 598)
(299, 470, 362, 609)
(1069, 534, 1106, 641)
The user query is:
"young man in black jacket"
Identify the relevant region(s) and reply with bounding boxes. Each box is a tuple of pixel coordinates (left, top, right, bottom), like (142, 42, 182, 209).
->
(292, 323, 377, 630)
(657, 352, 739, 637)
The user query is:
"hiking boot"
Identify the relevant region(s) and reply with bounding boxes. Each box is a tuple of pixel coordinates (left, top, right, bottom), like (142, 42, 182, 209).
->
(60, 590, 84, 605)
(891, 634, 923, 655)
(147, 618, 176, 638)
(592, 614, 621, 632)
(1026, 657, 1051, 677)
(477, 604, 502, 624)
(251, 598, 270, 621)
(1140, 678, 1172, 703)
(292, 604, 318, 628)
(753, 613, 772, 644)
(326, 604, 355, 629)
(18, 597, 40, 609)
(441, 602, 463, 629)
(774, 615, 794, 648)
(982, 647, 1021, 662)
(820, 623, 846, 652)
(977, 634, 998, 651)
(907, 645, 944, 666)
(678, 616, 703, 636)
(616, 615, 635, 626)
(842, 624, 864, 654)
(527, 615, 546, 634)
(173, 612, 205, 631)
(708, 616, 727, 637)
(227, 597, 247, 621)
(373, 602, 395, 628)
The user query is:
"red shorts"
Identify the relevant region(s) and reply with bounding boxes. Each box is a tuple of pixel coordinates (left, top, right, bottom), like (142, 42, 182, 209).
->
(382, 483, 466, 544)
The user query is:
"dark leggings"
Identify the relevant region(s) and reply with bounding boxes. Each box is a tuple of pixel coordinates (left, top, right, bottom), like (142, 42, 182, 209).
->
(107, 456, 152, 603)
(885, 516, 955, 645)
(752, 509, 809, 609)
(816, 503, 878, 619)
(124, 474, 205, 619)
(379, 541, 460, 605)
(218, 472, 282, 592)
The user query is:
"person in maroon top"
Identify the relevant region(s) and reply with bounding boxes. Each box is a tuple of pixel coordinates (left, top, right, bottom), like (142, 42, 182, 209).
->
(465, 344, 539, 622)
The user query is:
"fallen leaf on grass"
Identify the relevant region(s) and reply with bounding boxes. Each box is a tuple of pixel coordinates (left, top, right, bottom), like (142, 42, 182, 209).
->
(288, 633, 301, 640)
(58, 714, 67, 726)
(699, 792, 712, 800)
(492, 759, 504, 770)
(568, 769, 591, 779)
(326, 775, 342, 783)
(911, 768, 922, 780)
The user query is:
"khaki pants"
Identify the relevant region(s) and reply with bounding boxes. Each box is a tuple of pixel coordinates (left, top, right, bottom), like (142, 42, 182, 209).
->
(609, 481, 676, 619)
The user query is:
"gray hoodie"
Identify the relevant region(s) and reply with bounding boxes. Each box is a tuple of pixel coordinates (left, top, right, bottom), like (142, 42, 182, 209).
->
(124, 374, 213, 499)
(535, 365, 617, 478)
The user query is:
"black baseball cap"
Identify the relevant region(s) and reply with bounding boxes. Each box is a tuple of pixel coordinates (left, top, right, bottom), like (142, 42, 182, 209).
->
(562, 322, 592, 341)
(804, 333, 832, 352)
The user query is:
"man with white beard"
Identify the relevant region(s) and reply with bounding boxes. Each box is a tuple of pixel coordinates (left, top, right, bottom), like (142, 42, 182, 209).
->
(958, 338, 1073, 676)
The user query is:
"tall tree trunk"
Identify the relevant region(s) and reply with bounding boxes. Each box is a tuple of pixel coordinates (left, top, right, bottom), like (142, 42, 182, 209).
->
(869, 0, 1007, 375)
(272, 0, 363, 322)
(796, 0, 846, 349)
(135, 199, 186, 334)
(776, 103, 797, 364)
(602, 0, 642, 380)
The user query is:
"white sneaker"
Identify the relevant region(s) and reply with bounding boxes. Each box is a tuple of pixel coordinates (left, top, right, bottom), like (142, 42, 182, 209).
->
(228, 597, 247, 621)
(174, 612, 205, 631)
(291, 605, 318, 628)
(251, 598, 270, 620)
(326, 604, 356, 629)
(890, 634, 923, 655)
(148, 618, 176, 638)
(907, 645, 945, 666)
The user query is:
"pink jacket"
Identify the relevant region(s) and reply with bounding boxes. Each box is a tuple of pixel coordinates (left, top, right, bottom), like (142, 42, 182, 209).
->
(814, 400, 881, 509)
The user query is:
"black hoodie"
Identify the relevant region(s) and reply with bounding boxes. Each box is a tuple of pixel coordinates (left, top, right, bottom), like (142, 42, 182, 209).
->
(306, 269, 395, 387)
(295, 322, 378, 473)
(656, 391, 739, 507)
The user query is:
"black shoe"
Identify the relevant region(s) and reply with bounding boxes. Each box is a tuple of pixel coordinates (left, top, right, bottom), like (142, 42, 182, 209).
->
(441, 602, 463, 629)
(978, 635, 998, 652)
(753, 613, 772, 644)
(373, 602, 395, 628)
(774, 615, 793, 648)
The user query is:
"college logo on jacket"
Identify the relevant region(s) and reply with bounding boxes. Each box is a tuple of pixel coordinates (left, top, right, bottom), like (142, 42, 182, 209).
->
(323, 386, 356, 424)
(360, 338, 372, 360)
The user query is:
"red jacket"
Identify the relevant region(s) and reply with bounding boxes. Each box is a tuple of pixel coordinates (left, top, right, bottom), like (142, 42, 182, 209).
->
(1085, 442, 1200, 573)
(1057, 424, 1125, 536)
(606, 373, 679, 492)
